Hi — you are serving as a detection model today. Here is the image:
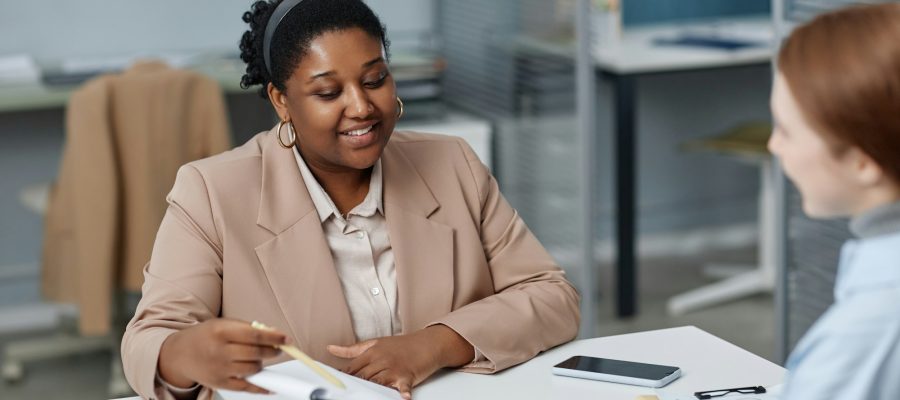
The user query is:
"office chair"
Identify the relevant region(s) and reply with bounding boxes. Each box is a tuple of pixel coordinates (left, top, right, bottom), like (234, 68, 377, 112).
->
(667, 122, 777, 315)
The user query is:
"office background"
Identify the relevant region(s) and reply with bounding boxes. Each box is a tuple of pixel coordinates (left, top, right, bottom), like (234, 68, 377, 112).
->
(0, 1, 848, 399)
(0, 0, 770, 299)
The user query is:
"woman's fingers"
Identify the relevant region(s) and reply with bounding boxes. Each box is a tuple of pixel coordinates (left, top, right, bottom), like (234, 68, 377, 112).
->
(329, 340, 378, 376)
(327, 340, 376, 359)
(227, 360, 264, 379)
(221, 321, 288, 347)
(367, 369, 412, 400)
(223, 377, 271, 394)
(224, 343, 282, 361)
(368, 369, 413, 399)
(368, 369, 393, 387)
(392, 378, 413, 400)
(352, 359, 389, 380)
(159, 318, 292, 393)
(343, 352, 373, 376)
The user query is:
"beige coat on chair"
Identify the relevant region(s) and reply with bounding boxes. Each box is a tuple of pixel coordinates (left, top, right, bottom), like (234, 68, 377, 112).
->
(122, 128, 581, 400)
(41, 61, 232, 336)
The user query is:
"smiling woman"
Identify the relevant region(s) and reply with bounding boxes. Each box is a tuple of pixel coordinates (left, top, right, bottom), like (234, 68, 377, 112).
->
(269, 28, 396, 181)
(120, 1, 581, 399)
(768, 3, 900, 400)
(243, 0, 398, 185)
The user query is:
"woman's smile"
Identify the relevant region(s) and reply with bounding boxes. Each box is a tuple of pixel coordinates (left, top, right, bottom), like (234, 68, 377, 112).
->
(338, 121, 380, 149)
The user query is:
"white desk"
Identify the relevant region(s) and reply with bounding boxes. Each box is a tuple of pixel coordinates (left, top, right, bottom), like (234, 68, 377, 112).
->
(600, 18, 774, 319)
(593, 18, 773, 74)
(113, 326, 784, 400)
(520, 16, 775, 318)
(416, 326, 783, 400)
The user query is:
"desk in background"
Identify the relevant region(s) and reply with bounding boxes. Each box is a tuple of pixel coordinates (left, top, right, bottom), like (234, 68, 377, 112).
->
(599, 17, 773, 318)
(518, 16, 773, 318)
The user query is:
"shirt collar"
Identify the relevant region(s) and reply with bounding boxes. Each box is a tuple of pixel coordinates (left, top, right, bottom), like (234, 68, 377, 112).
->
(849, 200, 900, 239)
(835, 231, 900, 299)
(293, 147, 383, 223)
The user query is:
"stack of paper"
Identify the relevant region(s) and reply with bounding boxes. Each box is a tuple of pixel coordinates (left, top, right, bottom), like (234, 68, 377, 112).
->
(0, 54, 41, 84)
(218, 360, 403, 400)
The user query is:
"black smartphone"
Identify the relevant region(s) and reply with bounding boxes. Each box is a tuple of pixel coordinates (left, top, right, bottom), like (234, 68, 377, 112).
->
(552, 356, 682, 388)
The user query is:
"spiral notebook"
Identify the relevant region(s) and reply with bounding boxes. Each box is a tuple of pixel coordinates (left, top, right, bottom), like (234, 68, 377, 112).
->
(218, 360, 403, 400)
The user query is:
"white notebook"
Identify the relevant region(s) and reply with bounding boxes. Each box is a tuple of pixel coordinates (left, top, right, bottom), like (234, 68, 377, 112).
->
(218, 360, 403, 400)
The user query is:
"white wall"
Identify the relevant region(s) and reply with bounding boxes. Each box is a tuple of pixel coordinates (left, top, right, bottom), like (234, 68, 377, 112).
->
(0, 0, 435, 61)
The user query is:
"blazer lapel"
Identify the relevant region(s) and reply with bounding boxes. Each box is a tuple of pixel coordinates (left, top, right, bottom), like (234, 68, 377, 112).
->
(382, 144, 455, 334)
(253, 130, 356, 358)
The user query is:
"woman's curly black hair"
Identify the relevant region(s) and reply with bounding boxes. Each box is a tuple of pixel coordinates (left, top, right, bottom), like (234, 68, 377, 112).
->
(239, 0, 390, 99)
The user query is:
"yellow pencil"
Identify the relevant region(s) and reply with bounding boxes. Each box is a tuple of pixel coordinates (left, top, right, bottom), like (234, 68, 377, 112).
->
(251, 321, 346, 390)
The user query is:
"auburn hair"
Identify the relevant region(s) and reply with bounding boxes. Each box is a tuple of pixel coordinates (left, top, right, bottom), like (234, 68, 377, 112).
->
(778, 3, 900, 182)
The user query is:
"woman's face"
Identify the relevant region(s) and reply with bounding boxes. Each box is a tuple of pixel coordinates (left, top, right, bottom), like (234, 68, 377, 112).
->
(271, 28, 397, 172)
(768, 72, 862, 218)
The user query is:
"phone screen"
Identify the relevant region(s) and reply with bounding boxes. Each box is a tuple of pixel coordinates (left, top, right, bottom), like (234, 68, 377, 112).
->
(554, 356, 679, 380)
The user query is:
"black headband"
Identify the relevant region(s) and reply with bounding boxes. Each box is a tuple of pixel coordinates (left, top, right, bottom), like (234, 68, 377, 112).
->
(263, 0, 305, 76)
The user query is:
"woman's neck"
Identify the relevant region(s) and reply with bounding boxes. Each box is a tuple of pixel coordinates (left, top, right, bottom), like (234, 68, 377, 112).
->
(849, 185, 900, 238)
(306, 160, 372, 216)
(851, 184, 900, 218)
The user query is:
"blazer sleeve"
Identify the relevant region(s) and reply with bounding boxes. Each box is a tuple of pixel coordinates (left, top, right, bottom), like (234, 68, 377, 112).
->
(121, 165, 223, 400)
(430, 138, 581, 373)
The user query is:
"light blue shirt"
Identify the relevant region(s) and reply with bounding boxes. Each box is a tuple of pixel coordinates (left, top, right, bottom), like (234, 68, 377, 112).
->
(782, 224, 900, 400)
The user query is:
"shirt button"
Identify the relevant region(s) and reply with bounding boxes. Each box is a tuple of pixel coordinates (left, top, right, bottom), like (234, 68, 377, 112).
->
(356, 232, 365, 239)
(371, 287, 381, 296)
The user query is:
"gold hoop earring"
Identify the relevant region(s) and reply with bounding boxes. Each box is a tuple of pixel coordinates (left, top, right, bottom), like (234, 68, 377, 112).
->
(276, 119, 296, 149)
(396, 97, 404, 119)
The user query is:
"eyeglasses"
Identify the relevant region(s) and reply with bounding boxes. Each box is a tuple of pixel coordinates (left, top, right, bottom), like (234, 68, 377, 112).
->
(694, 386, 766, 399)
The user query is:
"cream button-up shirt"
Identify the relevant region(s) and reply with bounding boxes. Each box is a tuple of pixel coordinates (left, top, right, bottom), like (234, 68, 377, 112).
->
(293, 148, 487, 367)
(293, 148, 401, 341)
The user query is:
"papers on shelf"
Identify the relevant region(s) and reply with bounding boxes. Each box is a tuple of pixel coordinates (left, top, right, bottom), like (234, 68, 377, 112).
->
(59, 52, 201, 74)
(654, 19, 775, 51)
(0, 54, 41, 84)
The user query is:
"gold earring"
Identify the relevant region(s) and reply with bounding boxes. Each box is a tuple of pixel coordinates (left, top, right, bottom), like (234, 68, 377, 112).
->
(396, 97, 404, 119)
(276, 119, 296, 149)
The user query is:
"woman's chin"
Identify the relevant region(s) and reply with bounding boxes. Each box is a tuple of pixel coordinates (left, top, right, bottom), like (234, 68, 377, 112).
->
(341, 150, 383, 171)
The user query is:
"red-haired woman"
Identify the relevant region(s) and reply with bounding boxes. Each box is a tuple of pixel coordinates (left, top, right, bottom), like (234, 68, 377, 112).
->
(769, 3, 900, 399)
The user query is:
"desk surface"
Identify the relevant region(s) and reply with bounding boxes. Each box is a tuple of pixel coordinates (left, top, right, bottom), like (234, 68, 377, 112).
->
(415, 326, 784, 400)
(113, 326, 784, 400)
(594, 17, 773, 74)
(517, 16, 773, 75)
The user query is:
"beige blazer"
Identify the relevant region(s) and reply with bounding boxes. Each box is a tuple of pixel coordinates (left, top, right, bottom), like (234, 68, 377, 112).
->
(122, 127, 580, 400)
(41, 61, 231, 336)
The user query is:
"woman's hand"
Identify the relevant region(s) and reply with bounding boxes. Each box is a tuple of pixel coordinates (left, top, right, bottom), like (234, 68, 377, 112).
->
(157, 318, 288, 394)
(327, 324, 475, 399)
